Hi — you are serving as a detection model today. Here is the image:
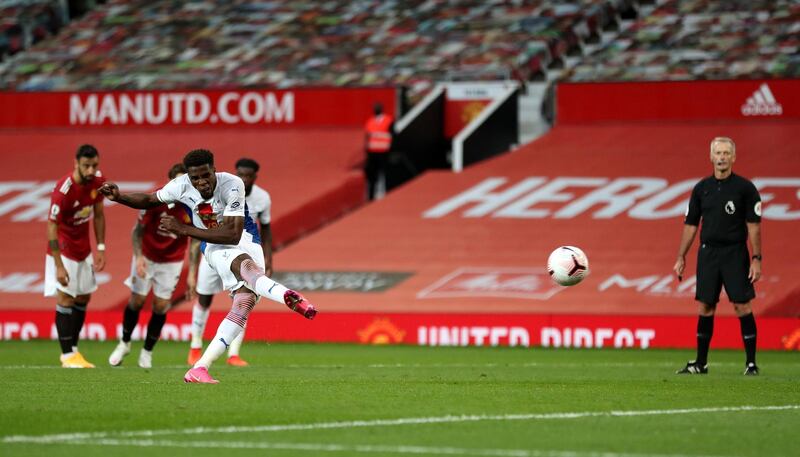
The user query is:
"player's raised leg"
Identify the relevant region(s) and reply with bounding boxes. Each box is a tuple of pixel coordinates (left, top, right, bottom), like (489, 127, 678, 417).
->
(235, 255, 316, 319)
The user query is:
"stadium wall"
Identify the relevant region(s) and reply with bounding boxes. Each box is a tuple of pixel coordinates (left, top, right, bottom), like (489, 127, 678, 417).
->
(0, 310, 798, 350)
(0, 87, 398, 128)
(557, 79, 800, 123)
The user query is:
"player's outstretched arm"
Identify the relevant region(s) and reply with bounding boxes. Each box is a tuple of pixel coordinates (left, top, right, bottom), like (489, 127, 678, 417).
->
(99, 182, 162, 209)
(161, 214, 245, 246)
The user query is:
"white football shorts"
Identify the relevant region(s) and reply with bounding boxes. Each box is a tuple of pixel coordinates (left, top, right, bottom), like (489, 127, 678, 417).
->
(203, 242, 265, 296)
(44, 254, 97, 298)
(195, 254, 223, 296)
(124, 256, 184, 300)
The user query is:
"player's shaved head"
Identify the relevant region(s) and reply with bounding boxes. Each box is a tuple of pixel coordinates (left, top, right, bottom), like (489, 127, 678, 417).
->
(183, 149, 214, 169)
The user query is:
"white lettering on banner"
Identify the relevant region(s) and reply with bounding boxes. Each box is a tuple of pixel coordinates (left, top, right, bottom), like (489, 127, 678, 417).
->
(146, 94, 169, 124)
(494, 177, 608, 218)
(555, 178, 667, 218)
(0, 322, 38, 340)
(753, 178, 800, 220)
(186, 93, 210, 123)
(417, 326, 530, 347)
(628, 179, 697, 219)
(119, 94, 144, 124)
(541, 327, 656, 349)
(599, 274, 696, 296)
(424, 177, 800, 220)
(422, 178, 544, 218)
(97, 94, 119, 124)
(69, 92, 294, 126)
(0, 181, 154, 221)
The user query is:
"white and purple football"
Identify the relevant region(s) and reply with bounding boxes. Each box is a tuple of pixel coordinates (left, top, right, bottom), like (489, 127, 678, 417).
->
(547, 246, 589, 286)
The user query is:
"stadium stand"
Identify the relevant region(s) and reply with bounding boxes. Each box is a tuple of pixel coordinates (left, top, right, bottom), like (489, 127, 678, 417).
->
(0, 0, 636, 99)
(565, 0, 800, 82)
(0, 0, 66, 61)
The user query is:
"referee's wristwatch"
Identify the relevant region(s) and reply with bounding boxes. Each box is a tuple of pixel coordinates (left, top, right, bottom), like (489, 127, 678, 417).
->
(751, 254, 762, 261)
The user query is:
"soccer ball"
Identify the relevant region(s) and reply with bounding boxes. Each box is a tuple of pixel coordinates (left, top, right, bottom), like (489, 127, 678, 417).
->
(547, 246, 589, 286)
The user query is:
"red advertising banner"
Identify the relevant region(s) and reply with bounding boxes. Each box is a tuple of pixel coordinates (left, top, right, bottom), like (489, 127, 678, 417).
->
(1, 310, 798, 351)
(0, 87, 396, 128)
(557, 79, 800, 123)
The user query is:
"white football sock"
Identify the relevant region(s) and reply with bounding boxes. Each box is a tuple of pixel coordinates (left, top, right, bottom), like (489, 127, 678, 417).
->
(254, 276, 288, 304)
(195, 319, 242, 369)
(228, 326, 245, 357)
(191, 303, 210, 349)
(239, 259, 288, 304)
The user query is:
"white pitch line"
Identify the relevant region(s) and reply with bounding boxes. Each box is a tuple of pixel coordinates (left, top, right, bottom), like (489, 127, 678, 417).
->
(42, 437, 730, 457)
(3, 405, 798, 445)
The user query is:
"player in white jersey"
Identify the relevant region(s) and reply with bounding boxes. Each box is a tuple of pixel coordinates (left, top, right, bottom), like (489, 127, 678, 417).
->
(99, 149, 317, 384)
(188, 158, 273, 367)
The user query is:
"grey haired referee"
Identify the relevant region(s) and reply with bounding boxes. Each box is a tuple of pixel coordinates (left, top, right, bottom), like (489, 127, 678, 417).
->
(673, 137, 762, 375)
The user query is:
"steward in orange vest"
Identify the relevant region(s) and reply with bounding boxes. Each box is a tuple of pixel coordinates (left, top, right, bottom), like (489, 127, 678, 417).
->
(364, 103, 394, 200)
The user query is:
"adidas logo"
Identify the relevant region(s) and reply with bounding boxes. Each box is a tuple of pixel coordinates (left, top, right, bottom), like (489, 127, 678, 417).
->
(741, 83, 783, 116)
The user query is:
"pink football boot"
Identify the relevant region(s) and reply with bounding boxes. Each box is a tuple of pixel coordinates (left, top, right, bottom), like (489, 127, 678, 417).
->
(284, 290, 317, 319)
(183, 366, 219, 384)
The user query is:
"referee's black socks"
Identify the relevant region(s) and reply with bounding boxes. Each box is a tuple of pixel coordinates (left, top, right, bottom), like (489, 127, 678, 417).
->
(696, 315, 714, 366)
(739, 313, 757, 365)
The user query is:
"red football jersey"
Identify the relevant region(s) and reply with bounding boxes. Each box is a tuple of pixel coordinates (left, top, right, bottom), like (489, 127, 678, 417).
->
(47, 173, 106, 261)
(140, 202, 192, 263)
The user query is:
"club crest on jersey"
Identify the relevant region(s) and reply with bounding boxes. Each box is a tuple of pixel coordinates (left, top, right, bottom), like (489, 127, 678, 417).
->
(196, 203, 218, 228)
(725, 201, 736, 215)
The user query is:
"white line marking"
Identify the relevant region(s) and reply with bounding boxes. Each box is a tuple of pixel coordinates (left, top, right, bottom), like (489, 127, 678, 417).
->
(4, 405, 798, 444)
(38, 438, 729, 457)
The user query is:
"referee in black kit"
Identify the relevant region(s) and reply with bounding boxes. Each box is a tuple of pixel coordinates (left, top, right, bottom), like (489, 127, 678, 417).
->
(673, 137, 762, 376)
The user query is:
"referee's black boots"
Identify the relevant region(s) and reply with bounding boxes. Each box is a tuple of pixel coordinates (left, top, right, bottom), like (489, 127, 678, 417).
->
(676, 360, 709, 374)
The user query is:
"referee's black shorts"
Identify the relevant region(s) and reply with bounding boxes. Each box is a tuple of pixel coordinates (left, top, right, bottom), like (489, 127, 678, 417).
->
(695, 242, 755, 305)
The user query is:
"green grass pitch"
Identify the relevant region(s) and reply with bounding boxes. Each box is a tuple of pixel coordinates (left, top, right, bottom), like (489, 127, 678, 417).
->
(1, 340, 798, 457)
